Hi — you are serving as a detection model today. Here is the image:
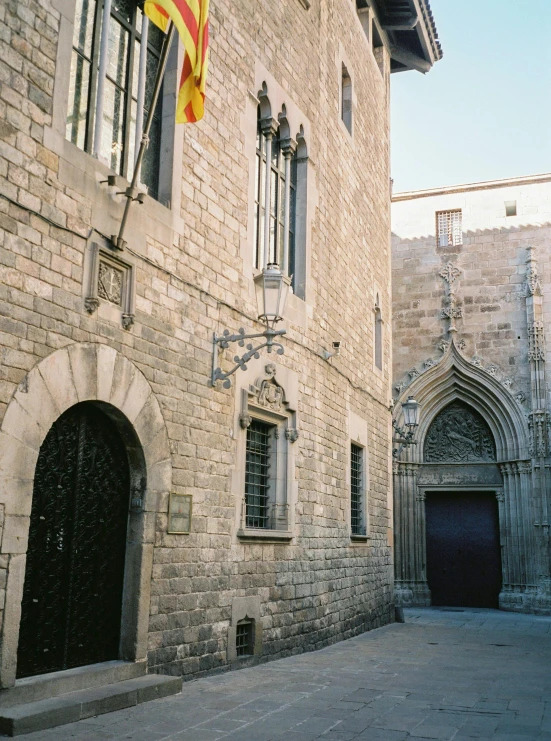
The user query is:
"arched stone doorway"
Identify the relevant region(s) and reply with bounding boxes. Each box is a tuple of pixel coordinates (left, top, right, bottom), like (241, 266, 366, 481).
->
(17, 402, 133, 678)
(393, 341, 536, 612)
(0, 344, 171, 688)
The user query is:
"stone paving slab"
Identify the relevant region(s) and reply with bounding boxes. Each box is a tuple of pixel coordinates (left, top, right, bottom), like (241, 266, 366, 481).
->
(10, 608, 551, 741)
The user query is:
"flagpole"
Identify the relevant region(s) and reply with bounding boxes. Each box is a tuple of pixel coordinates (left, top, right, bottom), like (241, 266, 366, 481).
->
(113, 21, 175, 250)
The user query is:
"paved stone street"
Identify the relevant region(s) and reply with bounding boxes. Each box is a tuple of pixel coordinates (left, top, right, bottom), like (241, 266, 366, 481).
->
(15, 608, 551, 741)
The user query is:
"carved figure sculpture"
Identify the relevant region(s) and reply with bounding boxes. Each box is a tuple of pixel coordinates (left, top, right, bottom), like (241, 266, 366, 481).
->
(424, 401, 496, 463)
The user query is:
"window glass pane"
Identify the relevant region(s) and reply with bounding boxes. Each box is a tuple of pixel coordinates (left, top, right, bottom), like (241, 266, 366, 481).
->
(107, 19, 128, 89)
(112, 0, 133, 23)
(66, 51, 91, 149)
(269, 168, 278, 263)
(73, 0, 96, 57)
(127, 97, 137, 177)
(148, 20, 165, 52)
(102, 79, 125, 173)
(145, 47, 161, 110)
(254, 152, 261, 267)
(271, 136, 280, 167)
(142, 110, 161, 200)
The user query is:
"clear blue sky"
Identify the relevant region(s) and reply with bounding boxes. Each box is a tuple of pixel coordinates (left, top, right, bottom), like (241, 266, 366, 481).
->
(390, 0, 551, 192)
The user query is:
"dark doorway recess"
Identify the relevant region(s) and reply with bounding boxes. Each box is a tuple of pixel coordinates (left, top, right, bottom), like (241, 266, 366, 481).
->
(17, 403, 130, 679)
(425, 492, 502, 609)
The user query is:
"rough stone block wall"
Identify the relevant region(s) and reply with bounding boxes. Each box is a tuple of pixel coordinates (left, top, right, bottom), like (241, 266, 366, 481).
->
(0, 0, 394, 680)
(392, 181, 551, 404)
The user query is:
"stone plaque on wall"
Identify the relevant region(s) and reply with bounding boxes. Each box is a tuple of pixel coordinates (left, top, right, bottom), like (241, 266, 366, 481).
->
(424, 401, 496, 463)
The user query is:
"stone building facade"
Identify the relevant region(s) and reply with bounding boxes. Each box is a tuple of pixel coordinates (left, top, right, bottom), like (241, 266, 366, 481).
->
(0, 0, 441, 696)
(391, 174, 551, 613)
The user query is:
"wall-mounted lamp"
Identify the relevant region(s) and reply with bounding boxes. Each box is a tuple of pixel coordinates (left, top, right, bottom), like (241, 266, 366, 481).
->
(211, 264, 291, 388)
(392, 395, 420, 459)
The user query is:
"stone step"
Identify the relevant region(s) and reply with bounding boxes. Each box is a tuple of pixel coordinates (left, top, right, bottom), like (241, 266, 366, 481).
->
(0, 661, 146, 709)
(0, 674, 182, 736)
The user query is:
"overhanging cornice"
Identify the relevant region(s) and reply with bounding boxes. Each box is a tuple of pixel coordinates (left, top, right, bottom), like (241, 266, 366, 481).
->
(360, 0, 442, 74)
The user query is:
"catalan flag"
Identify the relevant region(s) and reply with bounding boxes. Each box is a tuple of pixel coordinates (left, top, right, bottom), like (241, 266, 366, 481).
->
(144, 0, 209, 123)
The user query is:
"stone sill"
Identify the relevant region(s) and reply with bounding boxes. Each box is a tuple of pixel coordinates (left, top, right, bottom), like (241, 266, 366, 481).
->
(350, 534, 370, 543)
(237, 529, 293, 543)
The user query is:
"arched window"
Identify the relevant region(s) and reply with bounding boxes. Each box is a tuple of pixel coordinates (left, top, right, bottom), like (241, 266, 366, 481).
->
(374, 295, 382, 370)
(254, 100, 303, 295)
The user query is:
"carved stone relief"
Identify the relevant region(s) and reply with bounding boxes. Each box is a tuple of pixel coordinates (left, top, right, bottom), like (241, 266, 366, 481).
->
(424, 401, 496, 463)
(528, 321, 546, 362)
(247, 364, 287, 413)
(439, 262, 462, 335)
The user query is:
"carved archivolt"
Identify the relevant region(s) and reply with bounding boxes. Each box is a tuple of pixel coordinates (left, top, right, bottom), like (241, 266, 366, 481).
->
(424, 401, 496, 463)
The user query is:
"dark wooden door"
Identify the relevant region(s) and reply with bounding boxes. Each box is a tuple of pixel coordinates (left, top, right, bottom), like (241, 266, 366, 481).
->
(17, 403, 130, 678)
(425, 492, 502, 608)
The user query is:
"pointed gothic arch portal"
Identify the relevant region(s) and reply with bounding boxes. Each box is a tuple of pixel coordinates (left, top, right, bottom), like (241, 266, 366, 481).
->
(393, 341, 533, 612)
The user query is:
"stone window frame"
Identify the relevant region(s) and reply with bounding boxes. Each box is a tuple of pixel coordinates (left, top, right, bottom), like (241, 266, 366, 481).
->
(83, 239, 136, 329)
(253, 85, 309, 300)
(348, 410, 370, 542)
(243, 63, 314, 317)
(233, 364, 299, 543)
(45, 0, 185, 237)
(227, 596, 262, 663)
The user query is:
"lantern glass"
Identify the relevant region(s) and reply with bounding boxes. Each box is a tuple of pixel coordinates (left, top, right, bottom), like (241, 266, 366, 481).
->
(402, 396, 419, 428)
(254, 264, 290, 326)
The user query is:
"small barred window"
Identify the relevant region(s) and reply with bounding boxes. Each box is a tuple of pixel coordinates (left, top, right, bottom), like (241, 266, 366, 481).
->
(236, 619, 254, 657)
(436, 210, 462, 247)
(351, 444, 365, 536)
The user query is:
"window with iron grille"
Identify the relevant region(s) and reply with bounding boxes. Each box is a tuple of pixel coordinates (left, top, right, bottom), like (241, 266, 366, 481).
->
(254, 110, 298, 282)
(235, 619, 254, 657)
(67, 0, 166, 201)
(245, 420, 274, 529)
(351, 444, 365, 536)
(436, 210, 462, 248)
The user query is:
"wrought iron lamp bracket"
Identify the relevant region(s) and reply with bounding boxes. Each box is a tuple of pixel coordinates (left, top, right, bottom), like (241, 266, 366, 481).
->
(392, 419, 418, 459)
(211, 326, 286, 388)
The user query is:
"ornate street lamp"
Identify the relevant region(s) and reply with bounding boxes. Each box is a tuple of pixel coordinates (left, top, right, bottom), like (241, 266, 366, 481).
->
(392, 396, 420, 459)
(211, 264, 291, 388)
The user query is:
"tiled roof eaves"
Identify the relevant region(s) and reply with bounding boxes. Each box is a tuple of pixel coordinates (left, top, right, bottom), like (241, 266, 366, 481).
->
(418, 0, 443, 60)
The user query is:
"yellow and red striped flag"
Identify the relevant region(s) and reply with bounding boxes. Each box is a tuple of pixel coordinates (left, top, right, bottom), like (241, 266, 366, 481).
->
(144, 0, 209, 123)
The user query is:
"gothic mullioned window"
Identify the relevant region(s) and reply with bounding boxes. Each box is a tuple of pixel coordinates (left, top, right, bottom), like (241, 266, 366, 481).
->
(67, 0, 165, 201)
(254, 100, 306, 297)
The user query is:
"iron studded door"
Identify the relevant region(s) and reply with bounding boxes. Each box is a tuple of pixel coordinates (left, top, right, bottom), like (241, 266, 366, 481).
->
(17, 403, 130, 678)
(425, 492, 502, 608)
